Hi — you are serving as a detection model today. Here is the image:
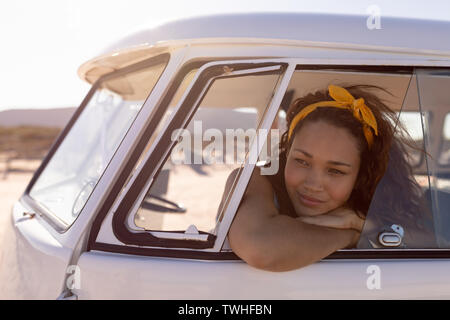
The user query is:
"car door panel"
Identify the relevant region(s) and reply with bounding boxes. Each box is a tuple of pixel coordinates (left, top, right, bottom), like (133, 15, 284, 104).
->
(0, 201, 72, 299)
(75, 251, 450, 299)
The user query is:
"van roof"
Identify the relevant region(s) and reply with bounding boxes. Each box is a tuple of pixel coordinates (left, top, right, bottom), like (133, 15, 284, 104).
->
(79, 13, 450, 84)
(101, 12, 450, 54)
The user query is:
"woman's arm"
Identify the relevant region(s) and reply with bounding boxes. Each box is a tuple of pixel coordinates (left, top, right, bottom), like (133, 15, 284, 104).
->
(297, 207, 365, 232)
(226, 168, 358, 272)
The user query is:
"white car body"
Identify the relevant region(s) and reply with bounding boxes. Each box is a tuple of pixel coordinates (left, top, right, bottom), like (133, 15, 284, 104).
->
(3, 13, 450, 299)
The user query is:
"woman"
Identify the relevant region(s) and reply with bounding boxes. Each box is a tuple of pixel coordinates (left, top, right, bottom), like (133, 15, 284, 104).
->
(222, 84, 432, 272)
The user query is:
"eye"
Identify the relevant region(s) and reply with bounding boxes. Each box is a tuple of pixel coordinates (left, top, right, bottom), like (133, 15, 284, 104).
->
(295, 158, 309, 166)
(329, 168, 345, 175)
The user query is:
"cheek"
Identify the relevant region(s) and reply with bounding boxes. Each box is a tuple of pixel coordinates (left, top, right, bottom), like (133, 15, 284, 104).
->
(284, 159, 304, 189)
(325, 176, 357, 204)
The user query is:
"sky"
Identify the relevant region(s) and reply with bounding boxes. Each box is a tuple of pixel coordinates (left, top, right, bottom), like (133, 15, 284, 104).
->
(1, 0, 450, 111)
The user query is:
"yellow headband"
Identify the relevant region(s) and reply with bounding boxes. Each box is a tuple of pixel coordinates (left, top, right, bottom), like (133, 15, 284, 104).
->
(288, 85, 378, 148)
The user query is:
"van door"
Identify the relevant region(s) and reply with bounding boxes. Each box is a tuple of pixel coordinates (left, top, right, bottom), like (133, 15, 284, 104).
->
(74, 61, 450, 299)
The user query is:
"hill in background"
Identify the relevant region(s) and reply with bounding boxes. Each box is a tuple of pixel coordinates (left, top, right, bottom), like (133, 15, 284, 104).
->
(0, 107, 76, 165)
(0, 107, 76, 128)
(0, 126, 62, 159)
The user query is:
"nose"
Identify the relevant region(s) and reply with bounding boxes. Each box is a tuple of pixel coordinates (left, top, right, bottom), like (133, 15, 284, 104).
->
(303, 169, 324, 192)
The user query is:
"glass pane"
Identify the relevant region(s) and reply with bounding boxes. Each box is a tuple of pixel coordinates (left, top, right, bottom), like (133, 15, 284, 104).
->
(438, 114, 450, 165)
(416, 68, 450, 247)
(29, 60, 168, 228)
(358, 73, 437, 249)
(134, 71, 283, 234)
(120, 68, 200, 197)
(396, 111, 425, 168)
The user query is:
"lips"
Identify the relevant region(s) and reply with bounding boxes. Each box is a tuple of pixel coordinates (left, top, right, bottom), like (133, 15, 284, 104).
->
(297, 192, 324, 207)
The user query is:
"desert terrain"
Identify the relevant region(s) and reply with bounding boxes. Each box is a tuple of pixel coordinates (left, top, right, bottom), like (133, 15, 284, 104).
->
(0, 160, 39, 299)
(0, 121, 63, 299)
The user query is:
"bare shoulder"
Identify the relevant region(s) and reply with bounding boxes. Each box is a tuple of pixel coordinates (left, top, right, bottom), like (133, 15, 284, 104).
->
(224, 167, 276, 209)
(218, 167, 279, 230)
(228, 167, 279, 230)
(244, 168, 276, 202)
(227, 167, 281, 267)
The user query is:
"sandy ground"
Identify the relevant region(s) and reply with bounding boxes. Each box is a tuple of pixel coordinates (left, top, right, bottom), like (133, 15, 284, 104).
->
(0, 164, 38, 241)
(0, 160, 39, 299)
(136, 163, 237, 232)
(0, 160, 39, 229)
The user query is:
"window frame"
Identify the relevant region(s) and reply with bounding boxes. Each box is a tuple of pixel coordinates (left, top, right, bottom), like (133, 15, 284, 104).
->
(89, 61, 450, 261)
(329, 66, 450, 260)
(109, 59, 293, 249)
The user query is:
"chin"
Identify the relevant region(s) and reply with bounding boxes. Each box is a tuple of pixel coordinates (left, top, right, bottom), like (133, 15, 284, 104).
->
(295, 204, 328, 217)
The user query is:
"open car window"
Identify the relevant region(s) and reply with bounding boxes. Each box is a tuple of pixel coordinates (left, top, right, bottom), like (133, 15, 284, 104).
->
(244, 67, 442, 251)
(105, 60, 292, 250)
(133, 71, 283, 238)
(95, 63, 450, 258)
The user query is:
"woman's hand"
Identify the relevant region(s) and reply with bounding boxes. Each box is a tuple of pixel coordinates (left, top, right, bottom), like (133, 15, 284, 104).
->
(297, 207, 365, 248)
(297, 207, 365, 233)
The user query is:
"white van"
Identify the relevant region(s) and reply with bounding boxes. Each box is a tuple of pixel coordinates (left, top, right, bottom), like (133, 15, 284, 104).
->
(4, 13, 450, 299)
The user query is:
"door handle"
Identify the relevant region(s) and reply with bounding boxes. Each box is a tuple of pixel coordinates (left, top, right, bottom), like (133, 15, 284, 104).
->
(23, 212, 36, 219)
(15, 212, 39, 223)
(378, 224, 404, 247)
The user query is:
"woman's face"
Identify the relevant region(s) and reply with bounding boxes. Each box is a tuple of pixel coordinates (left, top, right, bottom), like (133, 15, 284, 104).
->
(284, 120, 361, 217)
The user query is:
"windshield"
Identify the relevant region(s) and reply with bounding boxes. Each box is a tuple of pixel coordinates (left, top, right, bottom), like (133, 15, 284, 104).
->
(29, 58, 168, 228)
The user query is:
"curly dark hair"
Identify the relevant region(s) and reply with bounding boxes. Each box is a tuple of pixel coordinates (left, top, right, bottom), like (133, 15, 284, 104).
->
(267, 85, 432, 238)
